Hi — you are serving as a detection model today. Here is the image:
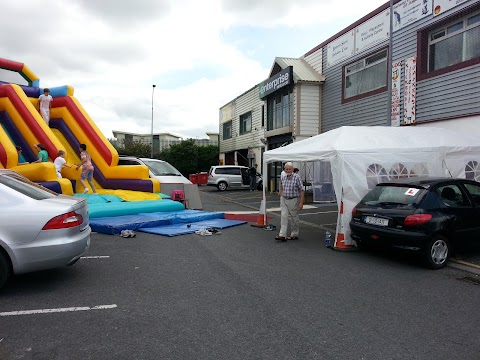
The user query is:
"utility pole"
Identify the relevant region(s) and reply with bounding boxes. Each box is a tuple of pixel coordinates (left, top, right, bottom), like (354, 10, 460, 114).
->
(151, 84, 156, 158)
(386, 0, 394, 126)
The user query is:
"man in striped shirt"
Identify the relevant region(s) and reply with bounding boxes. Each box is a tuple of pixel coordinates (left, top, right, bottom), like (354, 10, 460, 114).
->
(276, 162, 304, 241)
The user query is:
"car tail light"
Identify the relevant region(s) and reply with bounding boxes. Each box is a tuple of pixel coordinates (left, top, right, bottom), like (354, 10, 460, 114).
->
(352, 207, 357, 217)
(404, 214, 432, 226)
(42, 211, 84, 230)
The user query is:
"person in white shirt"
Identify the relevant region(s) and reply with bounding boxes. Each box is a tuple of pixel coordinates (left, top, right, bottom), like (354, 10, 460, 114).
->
(54, 150, 71, 178)
(38, 88, 53, 125)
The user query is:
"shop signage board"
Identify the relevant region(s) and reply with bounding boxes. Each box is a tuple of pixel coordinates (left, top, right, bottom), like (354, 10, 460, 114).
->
(393, 0, 433, 32)
(391, 61, 402, 127)
(355, 10, 390, 53)
(220, 102, 235, 122)
(433, 0, 469, 16)
(259, 66, 293, 99)
(326, 30, 355, 68)
(404, 56, 417, 125)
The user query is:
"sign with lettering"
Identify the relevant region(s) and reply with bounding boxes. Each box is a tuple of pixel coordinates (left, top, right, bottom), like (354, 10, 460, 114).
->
(259, 66, 293, 99)
(355, 10, 390, 53)
(393, 0, 432, 32)
(391, 61, 402, 127)
(326, 30, 355, 68)
(404, 56, 417, 125)
(433, 0, 469, 16)
(220, 102, 235, 122)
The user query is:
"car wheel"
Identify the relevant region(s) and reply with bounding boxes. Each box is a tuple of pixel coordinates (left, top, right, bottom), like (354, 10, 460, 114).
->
(217, 182, 228, 191)
(424, 235, 450, 269)
(0, 250, 12, 289)
(355, 239, 370, 250)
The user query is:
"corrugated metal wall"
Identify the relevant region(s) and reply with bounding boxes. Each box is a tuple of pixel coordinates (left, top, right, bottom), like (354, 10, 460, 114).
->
(319, 1, 480, 132)
(298, 83, 321, 136)
(221, 86, 263, 153)
(392, 1, 480, 124)
(304, 50, 323, 74)
(321, 41, 389, 132)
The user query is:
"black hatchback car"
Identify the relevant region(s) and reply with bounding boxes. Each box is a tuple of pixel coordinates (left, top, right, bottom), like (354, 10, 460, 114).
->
(350, 177, 480, 269)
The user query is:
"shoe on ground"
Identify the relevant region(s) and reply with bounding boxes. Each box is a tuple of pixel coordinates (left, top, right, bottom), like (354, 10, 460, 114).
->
(83, 188, 89, 194)
(195, 228, 212, 236)
(264, 225, 276, 231)
(120, 230, 129, 238)
(275, 235, 287, 242)
(205, 227, 221, 235)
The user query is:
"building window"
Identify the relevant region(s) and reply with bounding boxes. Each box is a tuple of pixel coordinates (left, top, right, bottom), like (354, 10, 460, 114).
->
(266, 87, 293, 131)
(343, 49, 388, 101)
(223, 121, 232, 140)
(428, 11, 480, 72)
(418, 5, 480, 80)
(239, 112, 252, 135)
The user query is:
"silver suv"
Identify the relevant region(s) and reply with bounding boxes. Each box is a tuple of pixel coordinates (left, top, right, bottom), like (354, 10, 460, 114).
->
(207, 165, 262, 191)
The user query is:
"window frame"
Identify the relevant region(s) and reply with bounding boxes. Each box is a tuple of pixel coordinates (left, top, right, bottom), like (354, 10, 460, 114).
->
(222, 120, 232, 140)
(341, 47, 389, 104)
(417, 4, 480, 81)
(239, 111, 252, 135)
(266, 86, 294, 131)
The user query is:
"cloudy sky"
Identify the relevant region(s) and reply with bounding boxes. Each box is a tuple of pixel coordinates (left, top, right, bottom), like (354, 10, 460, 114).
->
(1, 0, 387, 139)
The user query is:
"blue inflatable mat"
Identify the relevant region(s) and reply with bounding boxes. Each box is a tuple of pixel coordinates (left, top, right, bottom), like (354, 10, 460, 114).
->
(89, 210, 225, 235)
(89, 215, 171, 235)
(139, 218, 247, 237)
(138, 210, 224, 223)
(75, 194, 124, 204)
(88, 199, 185, 218)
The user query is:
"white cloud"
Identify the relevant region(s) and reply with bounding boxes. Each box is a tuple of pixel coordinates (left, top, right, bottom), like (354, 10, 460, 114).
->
(1, 0, 387, 139)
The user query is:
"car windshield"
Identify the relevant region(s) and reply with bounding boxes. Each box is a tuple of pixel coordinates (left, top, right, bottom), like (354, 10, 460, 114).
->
(362, 185, 426, 206)
(142, 160, 182, 176)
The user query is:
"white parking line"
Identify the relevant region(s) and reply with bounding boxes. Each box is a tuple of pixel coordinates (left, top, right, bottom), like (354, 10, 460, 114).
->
(0, 304, 117, 317)
(81, 256, 110, 259)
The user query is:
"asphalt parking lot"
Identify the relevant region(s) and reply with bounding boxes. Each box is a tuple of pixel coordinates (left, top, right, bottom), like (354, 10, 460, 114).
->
(199, 185, 480, 272)
(1, 187, 480, 360)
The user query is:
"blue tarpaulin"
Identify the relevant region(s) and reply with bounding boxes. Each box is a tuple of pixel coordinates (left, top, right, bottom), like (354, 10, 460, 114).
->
(90, 210, 226, 235)
(138, 219, 247, 237)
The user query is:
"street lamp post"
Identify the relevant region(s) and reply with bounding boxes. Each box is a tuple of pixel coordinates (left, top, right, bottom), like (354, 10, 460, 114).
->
(151, 84, 156, 158)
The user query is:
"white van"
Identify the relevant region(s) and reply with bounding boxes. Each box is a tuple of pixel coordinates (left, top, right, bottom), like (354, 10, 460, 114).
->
(207, 165, 262, 191)
(118, 156, 192, 184)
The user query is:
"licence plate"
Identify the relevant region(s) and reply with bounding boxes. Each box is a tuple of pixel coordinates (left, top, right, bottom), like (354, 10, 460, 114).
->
(365, 216, 389, 226)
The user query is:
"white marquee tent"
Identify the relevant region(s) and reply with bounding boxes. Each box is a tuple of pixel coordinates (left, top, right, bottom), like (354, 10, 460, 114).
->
(263, 126, 480, 248)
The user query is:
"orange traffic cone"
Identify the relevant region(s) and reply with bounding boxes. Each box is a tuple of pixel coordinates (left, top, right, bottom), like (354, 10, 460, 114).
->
(333, 197, 355, 251)
(251, 195, 268, 228)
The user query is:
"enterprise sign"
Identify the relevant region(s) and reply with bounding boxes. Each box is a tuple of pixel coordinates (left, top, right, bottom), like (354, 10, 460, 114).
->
(259, 66, 293, 99)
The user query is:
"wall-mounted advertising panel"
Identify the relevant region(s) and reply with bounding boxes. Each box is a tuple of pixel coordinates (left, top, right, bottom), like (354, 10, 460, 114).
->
(404, 56, 417, 125)
(259, 66, 293, 99)
(433, 0, 469, 16)
(355, 10, 390, 53)
(393, 0, 433, 31)
(326, 30, 355, 68)
(220, 102, 235, 123)
(391, 61, 402, 127)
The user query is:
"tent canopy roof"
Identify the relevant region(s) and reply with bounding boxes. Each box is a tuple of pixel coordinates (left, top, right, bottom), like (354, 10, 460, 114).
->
(264, 126, 480, 163)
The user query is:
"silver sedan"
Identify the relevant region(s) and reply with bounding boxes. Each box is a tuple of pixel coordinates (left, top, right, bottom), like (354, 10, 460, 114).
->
(0, 170, 91, 288)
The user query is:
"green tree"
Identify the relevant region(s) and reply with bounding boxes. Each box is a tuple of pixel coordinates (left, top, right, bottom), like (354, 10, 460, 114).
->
(110, 139, 152, 158)
(197, 145, 219, 172)
(158, 140, 219, 176)
(159, 139, 198, 176)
